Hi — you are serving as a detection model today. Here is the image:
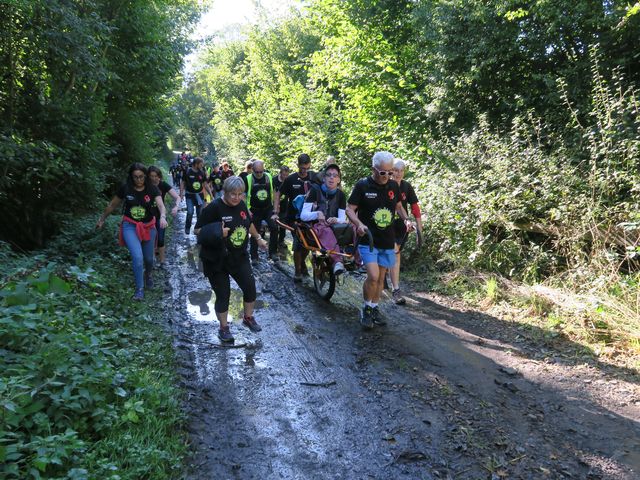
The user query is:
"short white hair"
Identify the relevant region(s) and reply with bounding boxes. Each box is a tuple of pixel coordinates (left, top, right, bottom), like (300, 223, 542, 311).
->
(393, 158, 406, 171)
(372, 151, 394, 169)
(223, 176, 245, 193)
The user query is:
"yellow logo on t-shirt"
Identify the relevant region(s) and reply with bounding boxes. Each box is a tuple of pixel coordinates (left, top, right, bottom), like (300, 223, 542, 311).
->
(229, 226, 247, 247)
(193, 181, 201, 191)
(256, 189, 268, 201)
(130, 206, 146, 221)
(373, 208, 393, 229)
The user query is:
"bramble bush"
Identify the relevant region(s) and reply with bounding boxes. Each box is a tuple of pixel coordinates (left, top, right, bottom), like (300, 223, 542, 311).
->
(414, 52, 640, 283)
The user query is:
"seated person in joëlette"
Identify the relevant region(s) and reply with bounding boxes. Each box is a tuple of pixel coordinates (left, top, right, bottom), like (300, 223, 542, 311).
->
(299, 163, 348, 275)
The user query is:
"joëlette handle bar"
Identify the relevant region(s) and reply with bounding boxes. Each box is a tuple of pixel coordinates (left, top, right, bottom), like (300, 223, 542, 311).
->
(275, 218, 373, 252)
(364, 229, 374, 252)
(398, 224, 423, 252)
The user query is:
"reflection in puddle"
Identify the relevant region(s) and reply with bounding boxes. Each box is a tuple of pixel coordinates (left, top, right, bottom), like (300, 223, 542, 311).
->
(187, 289, 213, 322)
(182, 244, 203, 272)
(245, 352, 256, 366)
(186, 287, 266, 323)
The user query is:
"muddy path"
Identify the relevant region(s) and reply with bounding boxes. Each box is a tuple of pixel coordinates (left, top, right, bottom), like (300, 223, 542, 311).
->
(161, 210, 640, 479)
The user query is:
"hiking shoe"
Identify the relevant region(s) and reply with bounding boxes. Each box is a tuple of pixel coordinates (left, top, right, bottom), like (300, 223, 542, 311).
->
(132, 289, 144, 301)
(218, 326, 235, 343)
(360, 306, 374, 329)
(242, 315, 262, 332)
(145, 273, 154, 289)
(392, 288, 406, 305)
(333, 261, 345, 275)
(371, 306, 386, 326)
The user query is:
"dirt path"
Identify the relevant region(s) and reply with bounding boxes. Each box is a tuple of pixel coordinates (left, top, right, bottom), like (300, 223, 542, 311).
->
(163, 211, 640, 479)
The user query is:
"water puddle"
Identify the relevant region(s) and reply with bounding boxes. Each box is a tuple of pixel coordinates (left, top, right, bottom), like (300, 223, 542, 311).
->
(186, 287, 267, 323)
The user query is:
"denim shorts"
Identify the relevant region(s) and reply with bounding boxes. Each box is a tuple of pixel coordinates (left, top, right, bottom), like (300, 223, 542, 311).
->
(358, 245, 396, 268)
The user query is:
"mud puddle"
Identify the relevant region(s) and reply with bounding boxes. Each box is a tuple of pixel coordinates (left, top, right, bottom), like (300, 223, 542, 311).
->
(161, 211, 639, 479)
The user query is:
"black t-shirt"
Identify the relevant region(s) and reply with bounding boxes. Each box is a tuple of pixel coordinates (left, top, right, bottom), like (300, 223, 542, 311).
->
(279, 172, 313, 221)
(305, 185, 346, 219)
(116, 183, 161, 223)
(245, 174, 272, 210)
(397, 179, 418, 212)
(347, 177, 400, 249)
(393, 179, 419, 235)
(184, 168, 207, 195)
(151, 181, 172, 221)
(210, 171, 223, 192)
(195, 197, 252, 267)
(272, 175, 288, 214)
(220, 168, 234, 181)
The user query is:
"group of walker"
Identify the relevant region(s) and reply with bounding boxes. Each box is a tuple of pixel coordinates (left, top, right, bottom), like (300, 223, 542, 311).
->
(97, 151, 422, 340)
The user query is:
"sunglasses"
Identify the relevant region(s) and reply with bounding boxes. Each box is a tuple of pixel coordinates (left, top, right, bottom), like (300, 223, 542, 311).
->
(374, 167, 393, 176)
(254, 170, 264, 174)
(324, 173, 340, 178)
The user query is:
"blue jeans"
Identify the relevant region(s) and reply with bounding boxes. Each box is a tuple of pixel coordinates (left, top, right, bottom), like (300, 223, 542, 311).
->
(185, 194, 203, 233)
(122, 222, 157, 290)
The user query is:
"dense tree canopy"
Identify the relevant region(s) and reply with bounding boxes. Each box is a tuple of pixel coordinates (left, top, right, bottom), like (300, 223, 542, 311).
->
(0, 0, 203, 248)
(173, 0, 639, 279)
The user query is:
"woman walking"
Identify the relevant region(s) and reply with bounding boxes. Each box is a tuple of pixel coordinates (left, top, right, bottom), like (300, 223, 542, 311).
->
(195, 176, 268, 342)
(180, 157, 212, 235)
(389, 159, 423, 305)
(97, 163, 168, 300)
(148, 166, 180, 267)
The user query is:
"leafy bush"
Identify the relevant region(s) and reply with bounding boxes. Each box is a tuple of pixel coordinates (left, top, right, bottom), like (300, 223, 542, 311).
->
(0, 218, 186, 479)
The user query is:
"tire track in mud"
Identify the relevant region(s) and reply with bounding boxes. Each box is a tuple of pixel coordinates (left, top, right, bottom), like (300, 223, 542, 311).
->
(163, 211, 639, 479)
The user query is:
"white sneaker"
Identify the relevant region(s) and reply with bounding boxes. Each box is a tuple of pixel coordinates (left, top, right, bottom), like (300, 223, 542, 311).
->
(333, 261, 345, 275)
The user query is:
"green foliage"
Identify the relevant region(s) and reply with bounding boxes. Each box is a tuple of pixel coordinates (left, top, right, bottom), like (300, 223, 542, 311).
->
(173, 0, 639, 287)
(0, 0, 203, 249)
(0, 218, 186, 479)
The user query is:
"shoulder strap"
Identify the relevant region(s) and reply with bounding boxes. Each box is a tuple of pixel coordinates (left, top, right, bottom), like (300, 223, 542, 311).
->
(265, 172, 274, 202)
(246, 174, 253, 209)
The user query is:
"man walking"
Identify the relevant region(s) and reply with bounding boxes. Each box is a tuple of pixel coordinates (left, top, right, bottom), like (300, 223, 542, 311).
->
(346, 151, 413, 329)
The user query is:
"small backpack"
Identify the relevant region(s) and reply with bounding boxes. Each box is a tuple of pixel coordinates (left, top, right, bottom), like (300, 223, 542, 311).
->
(291, 180, 312, 219)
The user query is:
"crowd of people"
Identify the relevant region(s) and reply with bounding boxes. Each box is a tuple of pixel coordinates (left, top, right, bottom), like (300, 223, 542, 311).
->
(98, 151, 422, 339)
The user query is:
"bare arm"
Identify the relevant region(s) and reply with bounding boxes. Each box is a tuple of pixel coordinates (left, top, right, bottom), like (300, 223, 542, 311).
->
(271, 191, 281, 219)
(346, 203, 367, 236)
(167, 188, 180, 216)
(155, 196, 168, 229)
(249, 222, 268, 249)
(96, 196, 122, 228)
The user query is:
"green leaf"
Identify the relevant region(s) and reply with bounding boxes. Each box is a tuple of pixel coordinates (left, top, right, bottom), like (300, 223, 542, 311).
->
(49, 275, 71, 295)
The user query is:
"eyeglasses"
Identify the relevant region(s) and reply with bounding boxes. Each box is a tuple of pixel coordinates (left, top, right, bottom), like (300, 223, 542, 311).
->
(133, 174, 145, 180)
(374, 167, 393, 176)
(324, 173, 340, 178)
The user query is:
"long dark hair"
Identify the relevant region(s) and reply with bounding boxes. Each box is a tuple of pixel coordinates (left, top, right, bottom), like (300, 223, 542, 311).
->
(125, 162, 149, 190)
(148, 165, 163, 179)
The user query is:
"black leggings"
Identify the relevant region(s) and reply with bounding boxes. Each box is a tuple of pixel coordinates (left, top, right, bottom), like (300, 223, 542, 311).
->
(204, 257, 256, 313)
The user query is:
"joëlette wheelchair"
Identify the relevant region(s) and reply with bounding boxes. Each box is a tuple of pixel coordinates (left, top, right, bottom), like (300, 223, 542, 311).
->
(276, 219, 373, 301)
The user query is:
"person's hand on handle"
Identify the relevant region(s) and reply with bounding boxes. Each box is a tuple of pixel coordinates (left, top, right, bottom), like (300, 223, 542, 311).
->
(405, 219, 415, 232)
